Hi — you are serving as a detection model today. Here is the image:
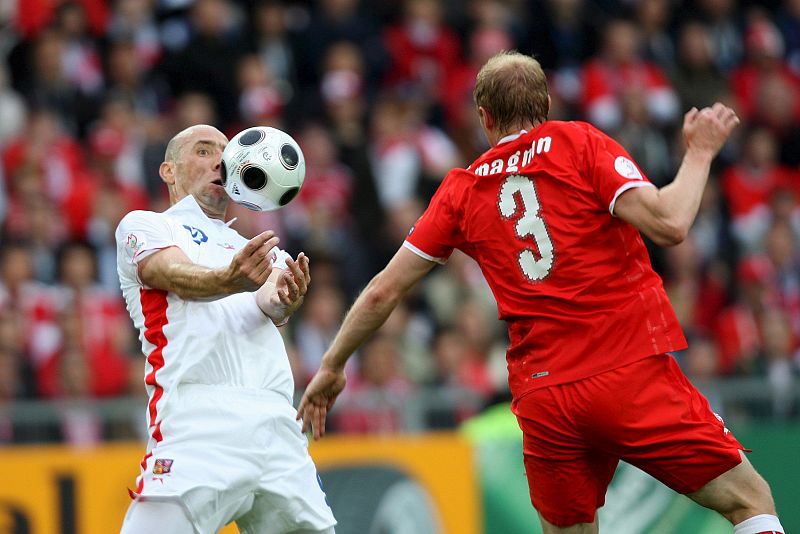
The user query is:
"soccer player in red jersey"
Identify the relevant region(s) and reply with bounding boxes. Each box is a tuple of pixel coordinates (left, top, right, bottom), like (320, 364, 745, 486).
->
(298, 52, 785, 534)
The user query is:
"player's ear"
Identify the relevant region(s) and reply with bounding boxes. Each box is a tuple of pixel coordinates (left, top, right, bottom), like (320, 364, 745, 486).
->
(160, 161, 175, 185)
(478, 106, 494, 131)
(547, 95, 552, 117)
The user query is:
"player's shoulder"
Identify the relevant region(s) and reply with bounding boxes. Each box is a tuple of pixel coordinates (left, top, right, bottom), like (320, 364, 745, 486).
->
(546, 120, 604, 139)
(115, 209, 171, 240)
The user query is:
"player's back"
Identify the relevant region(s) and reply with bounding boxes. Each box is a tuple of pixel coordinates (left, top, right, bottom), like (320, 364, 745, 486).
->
(406, 121, 686, 397)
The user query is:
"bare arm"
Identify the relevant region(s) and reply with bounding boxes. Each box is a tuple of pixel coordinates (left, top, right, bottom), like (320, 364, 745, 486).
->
(614, 104, 739, 246)
(296, 246, 437, 438)
(137, 230, 280, 299)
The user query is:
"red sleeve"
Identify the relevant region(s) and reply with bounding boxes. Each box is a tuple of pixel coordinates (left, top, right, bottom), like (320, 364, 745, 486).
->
(581, 123, 655, 214)
(403, 172, 462, 263)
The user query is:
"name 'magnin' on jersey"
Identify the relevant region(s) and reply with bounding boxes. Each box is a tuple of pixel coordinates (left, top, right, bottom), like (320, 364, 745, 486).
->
(404, 121, 687, 400)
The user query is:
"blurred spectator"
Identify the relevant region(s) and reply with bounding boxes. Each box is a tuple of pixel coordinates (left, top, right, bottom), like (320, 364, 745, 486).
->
(12, 0, 108, 39)
(294, 283, 347, 382)
(248, 0, 298, 93)
(295, 0, 387, 92)
(580, 18, 679, 131)
(382, 0, 461, 107)
(691, 0, 744, 72)
(444, 26, 512, 157)
(720, 127, 799, 252)
(614, 87, 672, 186)
(0, 242, 62, 396)
(635, 0, 675, 67)
(669, 21, 730, 111)
(715, 256, 773, 375)
(2, 109, 95, 239)
(760, 308, 797, 419)
(0, 66, 26, 148)
(161, 0, 246, 127)
(107, 0, 163, 69)
(320, 41, 390, 269)
(235, 53, 286, 128)
(777, 0, 800, 73)
(334, 334, 412, 434)
(105, 40, 171, 119)
(526, 0, 599, 72)
(730, 14, 800, 123)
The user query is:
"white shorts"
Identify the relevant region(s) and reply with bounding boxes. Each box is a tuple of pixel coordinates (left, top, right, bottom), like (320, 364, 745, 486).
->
(130, 384, 336, 534)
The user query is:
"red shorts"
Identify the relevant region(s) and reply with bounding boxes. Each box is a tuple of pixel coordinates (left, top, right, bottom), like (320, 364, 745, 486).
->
(512, 353, 745, 527)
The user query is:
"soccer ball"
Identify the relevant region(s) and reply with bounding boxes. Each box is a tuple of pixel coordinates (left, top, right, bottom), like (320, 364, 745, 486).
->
(221, 126, 305, 211)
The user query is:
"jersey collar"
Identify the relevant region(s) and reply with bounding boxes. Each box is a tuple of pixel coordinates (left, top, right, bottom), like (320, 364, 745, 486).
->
(498, 130, 528, 145)
(171, 195, 237, 227)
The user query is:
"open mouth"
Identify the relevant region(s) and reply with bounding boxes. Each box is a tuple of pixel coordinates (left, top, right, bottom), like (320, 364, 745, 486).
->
(211, 179, 223, 186)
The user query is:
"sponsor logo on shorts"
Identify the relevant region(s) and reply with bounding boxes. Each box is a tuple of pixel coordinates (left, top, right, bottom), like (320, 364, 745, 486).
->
(153, 458, 173, 474)
(531, 371, 550, 379)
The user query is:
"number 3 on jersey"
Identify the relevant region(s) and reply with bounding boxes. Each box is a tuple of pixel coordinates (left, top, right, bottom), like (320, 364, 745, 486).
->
(498, 175, 554, 281)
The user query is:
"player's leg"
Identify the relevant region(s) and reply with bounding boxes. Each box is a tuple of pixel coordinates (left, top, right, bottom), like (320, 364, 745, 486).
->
(588, 354, 785, 534)
(687, 451, 784, 533)
(538, 513, 598, 534)
(514, 387, 618, 532)
(120, 499, 197, 534)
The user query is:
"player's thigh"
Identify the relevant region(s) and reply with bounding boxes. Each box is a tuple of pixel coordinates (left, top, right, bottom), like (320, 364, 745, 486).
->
(587, 354, 744, 495)
(538, 512, 598, 534)
(120, 499, 197, 534)
(516, 388, 618, 528)
(238, 414, 335, 534)
(686, 450, 776, 523)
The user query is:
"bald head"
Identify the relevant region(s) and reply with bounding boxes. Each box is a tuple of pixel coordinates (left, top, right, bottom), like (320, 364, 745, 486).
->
(474, 52, 549, 134)
(165, 124, 226, 162)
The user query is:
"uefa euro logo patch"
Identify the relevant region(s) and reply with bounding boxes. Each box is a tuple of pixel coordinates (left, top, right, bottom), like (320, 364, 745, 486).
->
(153, 459, 173, 474)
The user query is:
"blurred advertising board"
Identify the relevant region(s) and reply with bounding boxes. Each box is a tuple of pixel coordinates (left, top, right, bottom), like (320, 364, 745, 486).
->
(0, 433, 479, 534)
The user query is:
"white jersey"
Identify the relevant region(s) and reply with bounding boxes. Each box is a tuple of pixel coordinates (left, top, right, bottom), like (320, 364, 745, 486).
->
(115, 195, 294, 433)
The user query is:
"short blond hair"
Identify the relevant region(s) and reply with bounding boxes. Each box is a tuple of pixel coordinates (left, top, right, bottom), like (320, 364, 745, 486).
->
(473, 52, 549, 132)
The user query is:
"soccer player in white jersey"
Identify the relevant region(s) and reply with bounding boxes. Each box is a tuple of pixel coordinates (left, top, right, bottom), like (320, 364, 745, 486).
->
(115, 124, 336, 534)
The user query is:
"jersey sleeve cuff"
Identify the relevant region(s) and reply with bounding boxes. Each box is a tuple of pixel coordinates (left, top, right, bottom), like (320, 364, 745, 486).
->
(609, 182, 655, 216)
(402, 241, 448, 264)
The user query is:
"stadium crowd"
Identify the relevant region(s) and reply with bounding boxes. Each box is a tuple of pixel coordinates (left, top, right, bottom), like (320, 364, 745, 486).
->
(0, 0, 799, 445)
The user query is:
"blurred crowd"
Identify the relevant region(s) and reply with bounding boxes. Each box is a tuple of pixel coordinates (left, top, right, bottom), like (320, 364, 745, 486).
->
(1, 0, 799, 445)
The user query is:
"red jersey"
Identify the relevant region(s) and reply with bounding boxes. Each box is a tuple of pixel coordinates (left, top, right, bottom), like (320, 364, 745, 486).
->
(405, 121, 687, 399)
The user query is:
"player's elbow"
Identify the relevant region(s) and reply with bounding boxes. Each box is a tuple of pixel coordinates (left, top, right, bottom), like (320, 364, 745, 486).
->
(362, 272, 402, 311)
(649, 219, 688, 247)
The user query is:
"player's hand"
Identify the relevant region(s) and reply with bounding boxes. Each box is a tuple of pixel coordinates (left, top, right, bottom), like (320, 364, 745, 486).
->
(274, 253, 310, 307)
(296, 364, 347, 440)
(682, 103, 740, 158)
(222, 231, 279, 292)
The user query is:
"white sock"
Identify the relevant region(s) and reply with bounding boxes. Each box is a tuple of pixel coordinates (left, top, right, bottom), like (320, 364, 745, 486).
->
(733, 514, 785, 534)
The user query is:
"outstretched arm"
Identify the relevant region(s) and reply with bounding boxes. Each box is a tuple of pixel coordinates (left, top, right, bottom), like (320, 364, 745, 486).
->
(614, 103, 739, 246)
(296, 246, 437, 439)
(138, 231, 280, 299)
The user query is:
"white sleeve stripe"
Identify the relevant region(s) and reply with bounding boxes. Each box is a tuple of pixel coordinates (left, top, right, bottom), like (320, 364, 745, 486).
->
(402, 241, 448, 264)
(609, 182, 656, 216)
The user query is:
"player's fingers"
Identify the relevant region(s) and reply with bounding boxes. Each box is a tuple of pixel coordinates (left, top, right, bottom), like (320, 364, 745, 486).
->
(287, 257, 307, 295)
(299, 253, 311, 286)
(284, 272, 299, 300)
(241, 231, 275, 257)
(313, 405, 324, 440)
